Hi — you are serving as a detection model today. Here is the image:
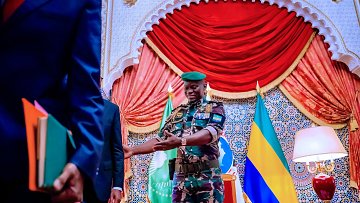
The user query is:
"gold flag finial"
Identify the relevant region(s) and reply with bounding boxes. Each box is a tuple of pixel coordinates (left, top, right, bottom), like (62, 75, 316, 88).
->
(256, 81, 260, 93)
(256, 81, 264, 98)
(168, 84, 174, 99)
(206, 83, 211, 101)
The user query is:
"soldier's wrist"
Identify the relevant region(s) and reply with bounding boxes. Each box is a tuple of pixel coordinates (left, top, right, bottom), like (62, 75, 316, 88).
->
(180, 137, 187, 146)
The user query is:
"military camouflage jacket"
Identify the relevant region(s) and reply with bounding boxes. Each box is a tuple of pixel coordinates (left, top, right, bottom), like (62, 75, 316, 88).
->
(158, 99, 226, 163)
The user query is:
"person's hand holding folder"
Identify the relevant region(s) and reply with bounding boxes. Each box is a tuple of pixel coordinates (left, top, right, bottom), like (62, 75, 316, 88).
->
(23, 99, 83, 202)
(52, 163, 84, 203)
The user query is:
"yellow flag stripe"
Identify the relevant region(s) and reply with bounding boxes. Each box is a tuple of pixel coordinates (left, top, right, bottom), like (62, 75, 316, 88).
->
(247, 122, 298, 203)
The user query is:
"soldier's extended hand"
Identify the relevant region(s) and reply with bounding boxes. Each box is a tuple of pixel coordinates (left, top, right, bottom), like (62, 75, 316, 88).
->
(122, 144, 133, 159)
(153, 130, 181, 151)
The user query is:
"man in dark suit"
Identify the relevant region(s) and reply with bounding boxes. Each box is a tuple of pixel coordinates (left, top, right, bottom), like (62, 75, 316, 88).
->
(85, 99, 124, 203)
(0, 1, 104, 202)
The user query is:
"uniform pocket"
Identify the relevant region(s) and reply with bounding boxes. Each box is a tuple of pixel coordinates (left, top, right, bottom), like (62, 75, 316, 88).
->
(194, 118, 209, 127)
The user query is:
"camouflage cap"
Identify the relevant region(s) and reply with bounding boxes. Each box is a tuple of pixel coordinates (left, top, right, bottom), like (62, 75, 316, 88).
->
(181, 71, 206, 81)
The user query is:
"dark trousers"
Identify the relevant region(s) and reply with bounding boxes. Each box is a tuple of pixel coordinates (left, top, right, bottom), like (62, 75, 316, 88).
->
(83, 184, 107, 203)
(0, 180, 51, 203)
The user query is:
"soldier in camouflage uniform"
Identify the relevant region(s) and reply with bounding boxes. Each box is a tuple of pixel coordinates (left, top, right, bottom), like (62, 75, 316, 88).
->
(123, 71, 225, 203)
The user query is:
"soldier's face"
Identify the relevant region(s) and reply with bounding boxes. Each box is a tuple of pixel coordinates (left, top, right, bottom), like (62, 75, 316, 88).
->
(184, 80, 206, 102)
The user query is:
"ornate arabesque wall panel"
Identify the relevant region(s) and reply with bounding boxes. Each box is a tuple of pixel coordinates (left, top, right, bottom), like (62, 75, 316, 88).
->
(101, 0, 172, 92)
(101, 0, 360, 93)
(126, 88, 360, 203)
(302, 0, 360, 74)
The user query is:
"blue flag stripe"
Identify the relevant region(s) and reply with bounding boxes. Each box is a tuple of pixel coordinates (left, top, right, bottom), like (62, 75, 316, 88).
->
(244, 157, 279, 203)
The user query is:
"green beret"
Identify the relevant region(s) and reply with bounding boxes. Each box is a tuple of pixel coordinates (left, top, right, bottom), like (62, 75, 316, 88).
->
(181, 71, 206, 81)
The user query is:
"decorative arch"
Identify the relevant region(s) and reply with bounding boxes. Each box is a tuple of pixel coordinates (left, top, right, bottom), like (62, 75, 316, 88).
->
(103, 0, 359, 93)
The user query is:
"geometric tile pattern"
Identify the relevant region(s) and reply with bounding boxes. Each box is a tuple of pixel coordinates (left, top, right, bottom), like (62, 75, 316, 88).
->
(127, 87, 359, 202)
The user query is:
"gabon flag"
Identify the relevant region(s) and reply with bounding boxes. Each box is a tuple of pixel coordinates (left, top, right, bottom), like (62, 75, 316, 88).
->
(243, 93, 298, 203)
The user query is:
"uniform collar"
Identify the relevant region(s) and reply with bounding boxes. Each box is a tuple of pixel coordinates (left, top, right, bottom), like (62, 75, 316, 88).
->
(188, 98, 207, 108)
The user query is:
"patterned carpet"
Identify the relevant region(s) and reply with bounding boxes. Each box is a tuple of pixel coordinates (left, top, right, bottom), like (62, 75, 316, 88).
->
(126, 87, 360, 203)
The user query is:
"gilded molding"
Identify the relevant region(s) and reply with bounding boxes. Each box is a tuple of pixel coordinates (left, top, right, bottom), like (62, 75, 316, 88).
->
(124, 0, 137, 7)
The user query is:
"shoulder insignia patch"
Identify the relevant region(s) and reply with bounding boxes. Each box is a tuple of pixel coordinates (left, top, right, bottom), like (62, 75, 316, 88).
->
(212, 114, 223, 123)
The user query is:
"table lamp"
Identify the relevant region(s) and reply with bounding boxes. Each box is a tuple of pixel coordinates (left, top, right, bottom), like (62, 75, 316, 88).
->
(292, 126, 348, 202)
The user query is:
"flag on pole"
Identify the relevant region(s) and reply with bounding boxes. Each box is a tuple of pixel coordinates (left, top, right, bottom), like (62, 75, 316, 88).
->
(243, 93, 298, 203)
(148, 89, 177, 203)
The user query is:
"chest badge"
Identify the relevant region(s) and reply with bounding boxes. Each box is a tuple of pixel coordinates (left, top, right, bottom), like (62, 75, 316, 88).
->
(205, 104, 212, 113)
(176, 112, 183, 118)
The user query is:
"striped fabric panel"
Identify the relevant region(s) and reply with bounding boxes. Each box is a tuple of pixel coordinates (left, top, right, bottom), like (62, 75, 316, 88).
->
(244, 93, 298, 203)
(244, 157, 279, 203)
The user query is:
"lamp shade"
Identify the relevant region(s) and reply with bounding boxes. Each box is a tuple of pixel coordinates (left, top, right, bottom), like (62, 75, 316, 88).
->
(293, 126, 348, 162)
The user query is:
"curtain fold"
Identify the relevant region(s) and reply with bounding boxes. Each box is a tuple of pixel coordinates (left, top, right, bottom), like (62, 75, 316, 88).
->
(280, 35, 360, 189)
(112, 43, 185, 134)
(147, 0, 313, 97)
(111, 43, 185, 200)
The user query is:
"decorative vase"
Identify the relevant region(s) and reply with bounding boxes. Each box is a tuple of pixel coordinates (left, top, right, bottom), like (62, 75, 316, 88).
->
(312, 172, 335, 201)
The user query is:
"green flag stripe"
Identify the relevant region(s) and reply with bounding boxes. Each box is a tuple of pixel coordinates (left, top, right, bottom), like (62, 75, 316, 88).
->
(253, 94, 290, 172)
(160, 96, 173, 128)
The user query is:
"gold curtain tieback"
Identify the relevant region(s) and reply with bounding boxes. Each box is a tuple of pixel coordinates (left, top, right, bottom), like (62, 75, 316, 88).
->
(349, 113, 359, 132)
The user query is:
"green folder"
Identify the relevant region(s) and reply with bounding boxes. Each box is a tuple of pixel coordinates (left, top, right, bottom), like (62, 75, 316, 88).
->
(37, 114, 76, 189)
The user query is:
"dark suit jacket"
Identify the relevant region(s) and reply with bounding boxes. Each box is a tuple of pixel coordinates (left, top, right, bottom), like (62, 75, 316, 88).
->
(0, 0, 104, 193)
(90, 100, 124, 202)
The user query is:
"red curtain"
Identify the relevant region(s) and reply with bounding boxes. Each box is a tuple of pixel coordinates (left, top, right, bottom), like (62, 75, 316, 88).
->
(280, 35, 360, 189)
(111, 43, 185, 201)
(112, 43, 185, 133)
(147, 0, 313, 93)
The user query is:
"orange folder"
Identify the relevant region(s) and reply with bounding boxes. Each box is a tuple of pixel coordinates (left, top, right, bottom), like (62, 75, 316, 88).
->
(22, 98, 46, 191)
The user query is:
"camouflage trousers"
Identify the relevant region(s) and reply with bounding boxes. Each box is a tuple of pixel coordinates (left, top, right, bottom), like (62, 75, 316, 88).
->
(172, 168, 224, 203)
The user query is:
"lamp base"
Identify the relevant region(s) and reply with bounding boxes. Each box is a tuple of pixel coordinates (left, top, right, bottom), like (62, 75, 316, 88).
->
(312, 173, 335, 201)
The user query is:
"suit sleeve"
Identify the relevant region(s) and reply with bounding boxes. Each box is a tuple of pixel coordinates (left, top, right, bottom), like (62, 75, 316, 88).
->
(67, 0, 104, 181)
(111, 106, 124, 188)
